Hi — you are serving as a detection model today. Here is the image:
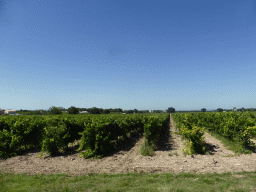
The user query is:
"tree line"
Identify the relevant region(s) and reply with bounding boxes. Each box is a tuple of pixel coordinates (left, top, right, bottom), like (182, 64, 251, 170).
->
(14, 106, 256, 116)
(16, 107, 151, 115)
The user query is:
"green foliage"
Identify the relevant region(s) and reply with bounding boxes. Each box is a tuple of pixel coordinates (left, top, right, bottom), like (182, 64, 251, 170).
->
(0, 116, 46, 159)
(140, 114, 169, 156)
(89, 107, 102, 114)
(103, 109, 110, 114)
(107, 108, 123, 113)
(201, 108, 206, 112)
(142, 116, 163, 146)
(217, 108, 223, 112)
(172, 113, 206, 155)
(0, 129, 18, 159)
(39, 121, 70, 157)
(180, 124, 206, 154)
(77, 115, 147, 158)
(167, 107, 175, 113)
(114, 108, 123, 113)
(208, 130, 252, 155)
(49, 106, 62, 115)
(78, 118, 118, 157)
(0, 115, 87, 159)
(172, 111, 256, 155)
(2, 111, 255, 160)
(67, 106, 79, 114)
(140, 141, 154, 156)
(125, 110, 134, 114)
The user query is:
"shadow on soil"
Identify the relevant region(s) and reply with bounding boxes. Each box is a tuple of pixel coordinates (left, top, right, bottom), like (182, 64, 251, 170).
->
(105, 129, 144, 157)
(14, 143, 82, 159)
(12, 129, 145, 160)
(152, 118, 226, 155)
(202, 140, 256, 155)
(246, 144, 256, 153)
(202, 142, 220, 155)
(155, 121, 174, 151)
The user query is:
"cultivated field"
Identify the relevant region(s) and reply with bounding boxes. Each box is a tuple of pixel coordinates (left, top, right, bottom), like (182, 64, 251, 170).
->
(1, 114, 256, 191)
(1, 114, 256, 176)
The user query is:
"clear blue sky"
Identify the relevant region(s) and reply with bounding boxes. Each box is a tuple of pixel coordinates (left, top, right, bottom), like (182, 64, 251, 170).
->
(1, 0, 256, 111)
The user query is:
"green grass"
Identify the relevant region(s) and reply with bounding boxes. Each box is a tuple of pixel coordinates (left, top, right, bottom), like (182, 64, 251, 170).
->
(1, 171, 256, 192)
(168, 151, 179, 156)
(207, 131, 254, 155)
(140, 141, 155, 156)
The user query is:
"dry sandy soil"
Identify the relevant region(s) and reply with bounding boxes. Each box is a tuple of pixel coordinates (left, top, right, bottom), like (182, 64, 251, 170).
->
(1, 114, 256, 176)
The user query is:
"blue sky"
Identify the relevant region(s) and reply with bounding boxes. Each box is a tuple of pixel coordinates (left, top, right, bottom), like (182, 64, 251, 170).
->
(1, 0, 256, 111)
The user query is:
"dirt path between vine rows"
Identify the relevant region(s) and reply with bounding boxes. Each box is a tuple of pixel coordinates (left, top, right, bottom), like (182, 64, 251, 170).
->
(1, 114, 256, 176)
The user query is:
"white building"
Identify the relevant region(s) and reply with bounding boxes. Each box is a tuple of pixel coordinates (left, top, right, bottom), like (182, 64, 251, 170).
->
(79, 111, 89, 114)
(4, 110, 16, 115)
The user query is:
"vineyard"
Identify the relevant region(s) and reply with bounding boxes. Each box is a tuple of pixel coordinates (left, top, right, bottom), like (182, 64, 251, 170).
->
(0, 113, 169, 159)
(1, 111, 256, 176)
(171, 111, 256, 155)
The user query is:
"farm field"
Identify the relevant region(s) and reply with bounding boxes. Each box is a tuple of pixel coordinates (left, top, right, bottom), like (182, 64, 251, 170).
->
(1, 113, 256, 191)
(1, 114, 256, 176)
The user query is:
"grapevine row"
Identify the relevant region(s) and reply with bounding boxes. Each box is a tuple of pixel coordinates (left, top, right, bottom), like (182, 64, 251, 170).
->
(172, 111, 256, 154)
(0, 114, 169, 159)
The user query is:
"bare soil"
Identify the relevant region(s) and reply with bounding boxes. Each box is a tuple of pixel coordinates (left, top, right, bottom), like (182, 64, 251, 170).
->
(1, 114, 256, 176)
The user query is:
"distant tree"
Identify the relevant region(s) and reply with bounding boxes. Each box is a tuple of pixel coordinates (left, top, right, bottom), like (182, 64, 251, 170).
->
(216, 108, 223, 112)
(125, 110, 133, 114)
(201, 108, 206, 112)
(67, 106, 79, 114)
(49, 106, 62, 115)
(103, 109, 110, 114)
(134, 109, 138, 113)
(34, 110, 42, 115)
(167, 107, 175, 113)
(100, 108, 104, 114)
(90, 107, 101, 114)
(57, 107, 65, 111)
(112, 108, 123, 113)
